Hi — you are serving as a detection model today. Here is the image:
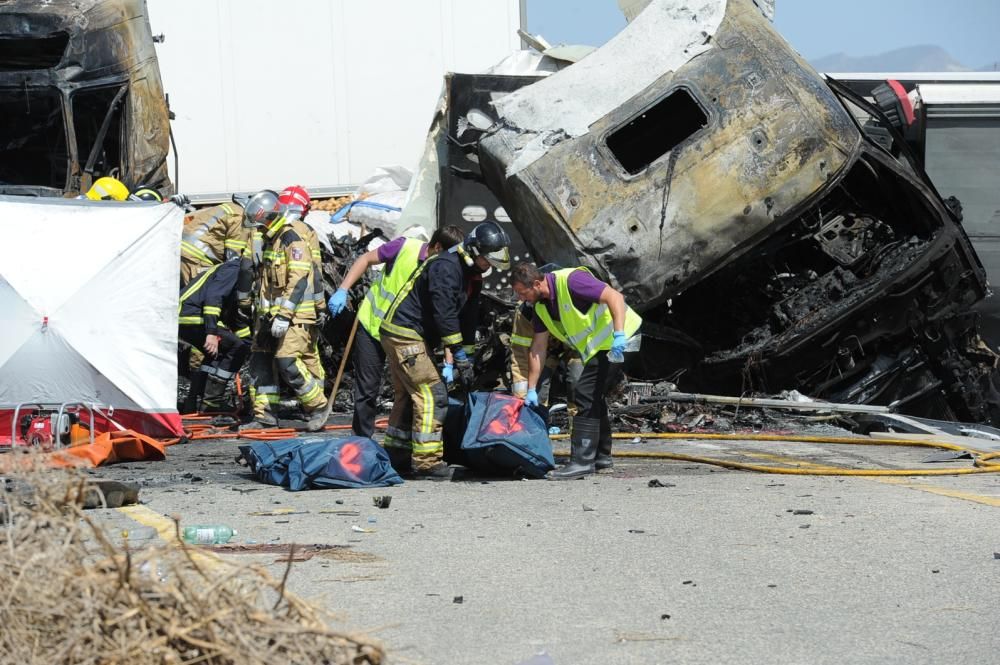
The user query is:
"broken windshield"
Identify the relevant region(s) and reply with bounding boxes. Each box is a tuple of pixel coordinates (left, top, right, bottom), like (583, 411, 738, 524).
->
(73, 84, 126, 178)
(0, 86, 67, 188)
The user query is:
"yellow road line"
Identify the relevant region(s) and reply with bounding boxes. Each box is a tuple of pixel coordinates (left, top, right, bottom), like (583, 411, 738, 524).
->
(740, 450, 844, 471)
(875, 478, 1000, 508)
(743, 450, 1000, 508)
(117, 504, 224, 569)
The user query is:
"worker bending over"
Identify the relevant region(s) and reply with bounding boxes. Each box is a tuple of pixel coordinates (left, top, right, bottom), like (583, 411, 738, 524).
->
(509, 264, 584, 413)
(179, 199, 250, 286)
(328, 225, 465, 438)
(378, 222, 511, 478)
(177, 257, 250, 413)
(241, 190, 328, 431)
(510, 262, 641, 479)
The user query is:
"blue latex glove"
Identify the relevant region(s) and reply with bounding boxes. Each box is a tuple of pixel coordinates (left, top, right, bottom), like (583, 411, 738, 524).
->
(442, 362, 455, 384)
(524, 388, 539, 407)
(328, 288, 348, 315)
(608, 331, 627, 363)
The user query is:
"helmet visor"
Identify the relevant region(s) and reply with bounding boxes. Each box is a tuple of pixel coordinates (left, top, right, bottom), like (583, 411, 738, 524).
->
(484, 246, 511, 271)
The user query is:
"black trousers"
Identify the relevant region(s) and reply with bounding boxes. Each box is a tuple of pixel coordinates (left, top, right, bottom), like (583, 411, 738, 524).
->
(573, 350, 620, 433)
(352, 325, 387, 438)
(178, 325, 249, 380)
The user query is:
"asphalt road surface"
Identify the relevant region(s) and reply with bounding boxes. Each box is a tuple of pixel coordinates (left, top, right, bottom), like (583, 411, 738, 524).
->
(89, 433, 1000, 665)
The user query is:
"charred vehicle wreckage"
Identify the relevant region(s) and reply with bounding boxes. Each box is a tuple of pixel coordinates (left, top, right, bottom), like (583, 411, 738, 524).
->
(0, 0, 172, 197)
(450, 0, 1000, 425)
(3, 0, 997, 427)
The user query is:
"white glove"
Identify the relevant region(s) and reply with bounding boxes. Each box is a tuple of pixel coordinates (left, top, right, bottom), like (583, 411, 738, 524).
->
(270, 316, 290, 338)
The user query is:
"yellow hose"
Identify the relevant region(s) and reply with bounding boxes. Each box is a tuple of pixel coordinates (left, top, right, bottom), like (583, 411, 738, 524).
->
(550, 431, 1000, 476)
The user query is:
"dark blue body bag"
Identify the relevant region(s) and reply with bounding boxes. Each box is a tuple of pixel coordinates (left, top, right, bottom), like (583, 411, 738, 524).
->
(459, 392, 555, 479)
(238, 435, 403, 490)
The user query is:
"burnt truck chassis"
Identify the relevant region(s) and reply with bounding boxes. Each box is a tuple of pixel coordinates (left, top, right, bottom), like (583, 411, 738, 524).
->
(658, 135, 1000, 424)
(0, 0, 172, 198)
(469, 0, 1000, 425)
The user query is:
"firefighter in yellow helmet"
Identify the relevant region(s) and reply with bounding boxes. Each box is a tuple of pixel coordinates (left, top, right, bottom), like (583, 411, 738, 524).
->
(83, 177, 130, 201)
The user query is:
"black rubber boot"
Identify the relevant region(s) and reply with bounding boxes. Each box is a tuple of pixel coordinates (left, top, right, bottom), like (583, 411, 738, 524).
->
(548, 417, 600, 480)
(596, 416, 613, 471)
(182, 372, 208, 414)
(200, 376, 229, 412)
(412, 461, 454, 481)
(386, 446, 413, 476)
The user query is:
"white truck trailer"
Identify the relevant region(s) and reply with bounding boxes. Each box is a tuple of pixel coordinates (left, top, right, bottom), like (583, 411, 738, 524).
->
(145, 0, 525, 200)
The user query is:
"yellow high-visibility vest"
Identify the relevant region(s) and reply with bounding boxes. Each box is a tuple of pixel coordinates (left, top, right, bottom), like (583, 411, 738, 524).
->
(357, 238, 424, 340)
(534, 268, 642, 362)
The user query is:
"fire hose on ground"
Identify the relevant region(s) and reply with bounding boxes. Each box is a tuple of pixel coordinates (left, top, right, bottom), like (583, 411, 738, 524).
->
(178, 415, 1000, 476)
(550, 431, 1000, 476)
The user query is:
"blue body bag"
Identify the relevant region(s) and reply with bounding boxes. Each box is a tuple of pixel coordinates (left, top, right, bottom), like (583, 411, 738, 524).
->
(459, 392, 555, 479)
(238, 436, 403, 490)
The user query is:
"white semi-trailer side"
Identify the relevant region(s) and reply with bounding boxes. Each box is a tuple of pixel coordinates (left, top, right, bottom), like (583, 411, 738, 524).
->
(146, 0, 525, 200)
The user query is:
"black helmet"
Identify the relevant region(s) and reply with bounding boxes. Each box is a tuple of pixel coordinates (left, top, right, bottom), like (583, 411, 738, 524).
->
(464, 221, 511, 271)
(130, 185, 163, 202)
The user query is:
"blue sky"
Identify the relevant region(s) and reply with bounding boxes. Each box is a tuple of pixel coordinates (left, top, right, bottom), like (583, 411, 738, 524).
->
(526, 0, 1000, 70)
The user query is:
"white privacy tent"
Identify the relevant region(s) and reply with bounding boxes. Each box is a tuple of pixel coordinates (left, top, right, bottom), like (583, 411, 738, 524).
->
(0, 196, 184, 439)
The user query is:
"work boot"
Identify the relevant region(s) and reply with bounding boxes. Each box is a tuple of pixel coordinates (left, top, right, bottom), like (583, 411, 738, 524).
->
(412, 461, 454, 481)
(596, 416, 613, 471)
(548, 417, 600, 480)
(385, 446, 413, 476)
(240, 415, 277, 432)
(304, 408, 328, 432)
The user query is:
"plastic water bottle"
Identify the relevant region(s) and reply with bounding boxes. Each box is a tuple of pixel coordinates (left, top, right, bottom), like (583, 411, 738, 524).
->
(181, 525, 237, 545)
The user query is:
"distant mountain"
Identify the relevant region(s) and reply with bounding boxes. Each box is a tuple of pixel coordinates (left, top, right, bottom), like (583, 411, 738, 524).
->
(810, 45, 970, 73)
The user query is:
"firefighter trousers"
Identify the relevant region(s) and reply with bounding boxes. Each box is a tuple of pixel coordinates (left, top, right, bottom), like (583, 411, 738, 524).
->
(178, 325, 248, 382)
(351, 325, 386, 438)
(380, 333, 448, 471)
(178, 325, 249, 410)
(250, 321, 327, 421)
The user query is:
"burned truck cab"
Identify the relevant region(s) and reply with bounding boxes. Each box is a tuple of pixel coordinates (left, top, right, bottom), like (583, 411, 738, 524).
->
(0, 0, 171, 197)
(476, 0, 999, 423)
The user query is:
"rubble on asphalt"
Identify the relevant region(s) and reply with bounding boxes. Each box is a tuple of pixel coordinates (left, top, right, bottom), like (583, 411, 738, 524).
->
(0, 459, 384, 665)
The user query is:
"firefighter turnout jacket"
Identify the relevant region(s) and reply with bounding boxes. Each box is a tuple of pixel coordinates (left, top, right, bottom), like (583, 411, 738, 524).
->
(304, 222, 327, 317)
(259, 219, 320, 324)
(178, 259, 245, 335)
(180, 202, 251, 285)
(381, 247, 480, 350)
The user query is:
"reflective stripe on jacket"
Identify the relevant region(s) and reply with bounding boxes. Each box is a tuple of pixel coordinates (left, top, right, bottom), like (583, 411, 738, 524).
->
(180, 203, 247, 269)
(178, 260, 241, 334)
(258, 219, 318, 324)
(533, 268, 642, 362)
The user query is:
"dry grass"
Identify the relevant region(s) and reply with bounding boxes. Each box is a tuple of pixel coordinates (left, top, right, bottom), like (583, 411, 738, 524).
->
(0, 460, 384, 664)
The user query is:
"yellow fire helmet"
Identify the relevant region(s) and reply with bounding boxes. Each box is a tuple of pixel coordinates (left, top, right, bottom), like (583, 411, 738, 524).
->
(85, 176, 130, 201)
